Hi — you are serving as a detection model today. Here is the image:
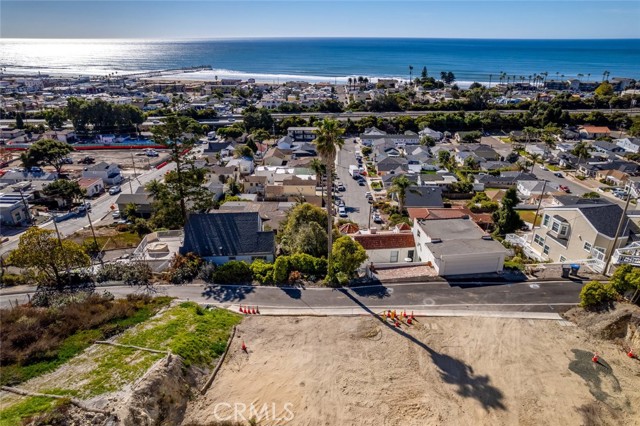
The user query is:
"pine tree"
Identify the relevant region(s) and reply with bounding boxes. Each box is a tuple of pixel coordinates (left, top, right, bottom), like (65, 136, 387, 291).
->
(492, 188, 524, 235)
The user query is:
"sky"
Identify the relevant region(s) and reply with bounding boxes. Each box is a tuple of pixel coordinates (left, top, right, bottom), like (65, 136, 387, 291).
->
(1, 1, 639, 39)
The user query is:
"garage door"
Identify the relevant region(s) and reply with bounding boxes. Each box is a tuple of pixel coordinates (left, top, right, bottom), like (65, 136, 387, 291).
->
(441, 255, 501, 276)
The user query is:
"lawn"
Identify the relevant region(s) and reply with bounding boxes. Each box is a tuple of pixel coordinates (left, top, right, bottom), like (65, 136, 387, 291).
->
(516, 209, 542, 225)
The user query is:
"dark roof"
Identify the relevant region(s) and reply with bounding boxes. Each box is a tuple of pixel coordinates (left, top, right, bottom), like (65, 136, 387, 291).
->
(204, 141, 233, 153)
(553, 203, 624, 238)
(382, 173, 419, 185)
(377, 157, 408, 172)
(180, 212, 275, 257)
(116, 193, 153, 206)
(404, 186, 444, 208)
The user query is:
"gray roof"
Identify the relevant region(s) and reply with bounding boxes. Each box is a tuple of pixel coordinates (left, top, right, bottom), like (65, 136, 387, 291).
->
(377, 157, 408, 172)
(554, 203, 624, 238)
(418, 217, 507, 257)
(404, 186, 444, 208)
(180, 212, 275, 257)
(116, 193, 153, 206)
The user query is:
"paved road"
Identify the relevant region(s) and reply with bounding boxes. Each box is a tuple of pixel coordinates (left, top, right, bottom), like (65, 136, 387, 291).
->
(335, 138, 372, 228)
(0, 280, 583, 312)
(0, 162, 176, 257)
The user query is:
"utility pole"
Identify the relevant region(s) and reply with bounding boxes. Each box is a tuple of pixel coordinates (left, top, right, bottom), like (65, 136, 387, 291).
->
(17, 188, 33, 226)
(603, 188, 634, 275)
(85, 207, 103, 265)
(530, 180, 547, 244)
(51, 213, 72, 283)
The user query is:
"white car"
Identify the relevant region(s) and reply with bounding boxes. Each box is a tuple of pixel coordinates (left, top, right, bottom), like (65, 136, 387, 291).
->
(109, 185, 121, 195)
(338, 206, 347, 217)
(112, 210, 121, 219)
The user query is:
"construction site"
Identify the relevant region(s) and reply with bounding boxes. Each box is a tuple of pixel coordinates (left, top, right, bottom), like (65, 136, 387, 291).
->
(184, 307, 640, 426)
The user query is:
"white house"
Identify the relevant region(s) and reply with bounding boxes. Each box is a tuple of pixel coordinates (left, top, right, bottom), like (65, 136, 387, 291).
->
(226, 157, 254, 175)
(81, 162, 124, 185)
(517, 180, 559, 198)
(352, 229, 415, 265)
(418, 127, 444, 142)
(412, 217, 508, 276)
(615, 138, 640, 154)
(77, 177, 104, 197)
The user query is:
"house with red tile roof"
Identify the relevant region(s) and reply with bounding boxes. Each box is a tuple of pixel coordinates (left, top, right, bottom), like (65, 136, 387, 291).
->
(579, 125, 611, 139)
(353, 230, 416, 265)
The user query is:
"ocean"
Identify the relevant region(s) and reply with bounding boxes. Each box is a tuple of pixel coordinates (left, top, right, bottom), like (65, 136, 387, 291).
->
(1, 38, 638, 85)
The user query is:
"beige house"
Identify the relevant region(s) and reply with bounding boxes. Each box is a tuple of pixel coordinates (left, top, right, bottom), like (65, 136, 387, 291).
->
(529, 202, 629, 264)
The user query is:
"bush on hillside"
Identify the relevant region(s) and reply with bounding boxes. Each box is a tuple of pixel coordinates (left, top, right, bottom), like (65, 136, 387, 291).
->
(579, 281, 617, 309)
(250, 260, 274, 285)
(273, 257, 290, 284)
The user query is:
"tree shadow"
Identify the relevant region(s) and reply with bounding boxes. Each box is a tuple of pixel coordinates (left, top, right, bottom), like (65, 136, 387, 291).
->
(201, 284, 255, 303)
(338, 288, 506, 411)
(280, 284, 303, 299)
(349, 283, 391, 299)
(568, 349, 622, 404)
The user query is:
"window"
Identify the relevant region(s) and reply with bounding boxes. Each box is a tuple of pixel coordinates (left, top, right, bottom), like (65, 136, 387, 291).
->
(543, 214, 550, 227)
(559, 256, 566, 263)
(407, 250, 415, 260)
(560, 225, 569, 237)
(551, 221, 560, 232)
(534, 234, 545, 246)
(416, 229, 421, 237)
(390, 251, 399, 263)
(583, 242, 592, 252)
(543, 245, 550, 255)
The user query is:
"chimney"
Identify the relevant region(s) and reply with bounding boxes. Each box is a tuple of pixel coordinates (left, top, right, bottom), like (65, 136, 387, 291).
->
(370, 227, 377, 234)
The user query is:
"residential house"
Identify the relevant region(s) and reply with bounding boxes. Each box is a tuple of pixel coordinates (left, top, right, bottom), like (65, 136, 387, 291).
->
(578, 160, 639, 178)
(82, 162, 123, 185)
(226, 157, 254, 176)
(115, 189, 154, 218)
(525, 144, 547, 157)
(360, 127, 419, 147)
(474, 171, 537, 190)
(418, 127, 444, 142)
(594, 169, 630, 186)
(517, 180, 559, 198)
(382, 173, 419, 189)
(353, 230, 416, 265)
(417, 172, 459, 187)
(529, 202, 629, 264)
(262, 148, 289, 166)
(593, 140, 626, 155)
(407, 206, 494, 232)
(42, 129, 76, 143)
(218, 201, 294, 231)
(180, 212, 275, 264)
(243, 175, 267, 196)
(376, 156, 409, 176)
(0, 193, 30, 226)
(412, 216, 508, 275)
(454, 131, 480, 143)
(0, 170, 57, 185)
(615, 138, 640, 154)
(77, 177, 104, 198)
(403, 186, 444, 208)
(287, 127, 318, 142)
(265, 175, 317, 199)
(579, 126, 611, 139)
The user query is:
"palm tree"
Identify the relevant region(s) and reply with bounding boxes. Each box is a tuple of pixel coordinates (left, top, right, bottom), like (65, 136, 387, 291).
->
(347, 77, 352, 89)
(389, 175, 418, 213)
(314, 118, 345, 277)
(309, 158, 326, 205)
(529, 153, 542, 173)
(409, 65, 414, 86)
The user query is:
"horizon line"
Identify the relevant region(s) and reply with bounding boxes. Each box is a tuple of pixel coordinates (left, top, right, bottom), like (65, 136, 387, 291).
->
(2, 36, 640, 42)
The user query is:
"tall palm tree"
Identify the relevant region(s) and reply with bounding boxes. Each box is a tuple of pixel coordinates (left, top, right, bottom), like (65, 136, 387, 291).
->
(347, 77, 352, 89)
(309, 158, 326, 205)
(389, 175, 418, 213)
(314, 119, 345, 276)
(529, 153, 542, 173)
(409, 65, 414, 86)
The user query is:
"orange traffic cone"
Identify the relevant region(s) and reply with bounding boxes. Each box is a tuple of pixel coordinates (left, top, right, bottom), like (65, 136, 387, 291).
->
(402, 310, 407, 318)
(241, 341, 247, 352)
(386, 310, 391, 318)
(256, 306, 260, 314)
(407, 317, 413, 325)
(251, 307, 256, 315)
(394, 320, 400, 328)
(592, 352, 599, 363)
(240, 306, 245, 314)
(628, 349, 635, 358)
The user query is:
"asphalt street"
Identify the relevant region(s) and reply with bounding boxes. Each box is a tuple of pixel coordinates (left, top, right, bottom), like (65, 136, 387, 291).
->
(0, 161, 176, 257)
(0, 280, 583, 312)
(335, 138, 373, 228)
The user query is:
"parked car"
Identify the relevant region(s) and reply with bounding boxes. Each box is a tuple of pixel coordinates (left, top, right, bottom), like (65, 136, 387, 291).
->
(559, 185, 571, 193)
(554, 172, 563, 178)
(109, 185, 121, 195)
(78, 156, 95, 164)
(539, 165, 548, 171)
(338, 206, 347, 217)
(78, 202, 92, 213)
(29, 166, 43, 173)
(373, 212, 383, 223)
(112, 210, 121, 219)
(61, 157, 73, 164)
(358, 180, 366, 186)
(337, 183, 346, 192)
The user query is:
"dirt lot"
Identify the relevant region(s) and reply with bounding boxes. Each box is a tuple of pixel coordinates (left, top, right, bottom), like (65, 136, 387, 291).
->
(184, 313, 640, 426)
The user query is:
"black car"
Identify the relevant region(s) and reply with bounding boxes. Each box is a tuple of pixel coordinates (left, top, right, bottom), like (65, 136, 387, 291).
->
(358, 180, 366, 186)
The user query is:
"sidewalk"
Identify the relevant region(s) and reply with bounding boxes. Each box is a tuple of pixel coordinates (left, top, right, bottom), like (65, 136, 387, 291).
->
(194, 302, 566, 320)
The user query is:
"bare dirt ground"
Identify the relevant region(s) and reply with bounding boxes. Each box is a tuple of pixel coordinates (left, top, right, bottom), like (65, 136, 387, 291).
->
(184, 314, 640, 426)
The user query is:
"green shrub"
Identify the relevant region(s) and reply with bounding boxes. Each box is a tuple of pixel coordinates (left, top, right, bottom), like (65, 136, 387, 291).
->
(213, 261, 252, 284)
(289, 253, 324, 275)
(1, 273, 26, 287)
(273, 257, 290, 284)
(579, 280, 616, 308)
(250, 260, 274, 285)
(168, 253, 203, 284)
